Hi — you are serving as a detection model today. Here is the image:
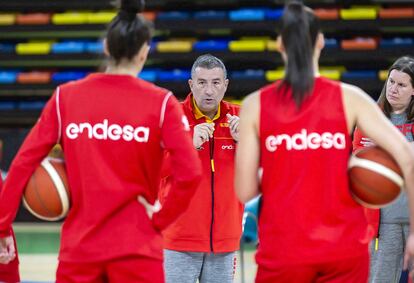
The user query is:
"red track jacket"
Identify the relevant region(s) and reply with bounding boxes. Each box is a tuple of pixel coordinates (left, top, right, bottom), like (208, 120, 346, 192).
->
(0, 73, 201, 262)
(160, 94, 244, 253)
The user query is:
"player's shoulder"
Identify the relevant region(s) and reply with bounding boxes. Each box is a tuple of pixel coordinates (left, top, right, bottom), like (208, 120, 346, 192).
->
(340, 81, 365, 96)
(239, 91, 260, 119)
(57, 75, 89, 91)
(243, 91, 260, 107)
(340, 81, 374, 106)
(137, 78, 171, 97)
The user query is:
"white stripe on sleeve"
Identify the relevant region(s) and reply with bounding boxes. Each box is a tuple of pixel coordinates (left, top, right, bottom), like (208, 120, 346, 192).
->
(55, 87, 62, 143)
(159, 92, 173, 128)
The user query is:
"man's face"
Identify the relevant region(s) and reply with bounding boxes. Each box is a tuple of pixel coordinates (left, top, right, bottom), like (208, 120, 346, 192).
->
(189, 67, 229, 117)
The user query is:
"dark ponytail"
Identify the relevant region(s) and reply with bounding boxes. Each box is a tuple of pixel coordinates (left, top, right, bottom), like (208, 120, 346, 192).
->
(279, 1, 320, 107)
(106, 0, 152, 64)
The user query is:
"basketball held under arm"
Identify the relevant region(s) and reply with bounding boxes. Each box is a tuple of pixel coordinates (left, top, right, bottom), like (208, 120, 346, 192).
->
(235, 92, 261, 203)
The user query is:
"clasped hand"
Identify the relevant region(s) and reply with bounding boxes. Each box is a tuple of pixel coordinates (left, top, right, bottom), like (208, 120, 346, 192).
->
(0, 236, 15, 264)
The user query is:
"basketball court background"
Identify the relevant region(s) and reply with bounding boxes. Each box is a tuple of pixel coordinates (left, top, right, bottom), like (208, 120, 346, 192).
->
(1, 0, 414, 282)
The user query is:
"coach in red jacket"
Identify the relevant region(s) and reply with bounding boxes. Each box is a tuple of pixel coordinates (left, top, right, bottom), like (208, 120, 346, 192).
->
(160, 54, 244, 283)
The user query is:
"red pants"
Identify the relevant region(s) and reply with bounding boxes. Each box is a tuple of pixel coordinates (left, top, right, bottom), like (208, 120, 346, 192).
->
(256, 254, 369, 283)
(0, 257, 19, 283)
(0, 231, 20, 283)
(56, 255, 164, 283)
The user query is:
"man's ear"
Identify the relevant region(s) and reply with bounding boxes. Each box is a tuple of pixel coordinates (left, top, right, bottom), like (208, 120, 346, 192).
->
(188, 79, 193, 90)
(224, 78, 229, 88)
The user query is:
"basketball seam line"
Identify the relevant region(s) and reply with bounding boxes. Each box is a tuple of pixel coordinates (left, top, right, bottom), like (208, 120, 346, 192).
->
(348, 156, 404, 188)
(349, 175, 402, 209)
(40, 158, 69, 221)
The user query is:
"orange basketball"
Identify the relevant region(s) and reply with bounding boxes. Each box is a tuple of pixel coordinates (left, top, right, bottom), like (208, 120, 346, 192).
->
(23, 158, 70, 221)
(348, 146, 404, 208)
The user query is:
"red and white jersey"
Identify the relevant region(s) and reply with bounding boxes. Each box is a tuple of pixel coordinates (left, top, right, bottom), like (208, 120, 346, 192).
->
(257, 77, 370, 268)
(0, 73, 201, 262)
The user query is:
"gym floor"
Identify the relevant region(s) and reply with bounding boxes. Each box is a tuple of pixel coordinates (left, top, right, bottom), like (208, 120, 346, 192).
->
(14, 223, 257, 283)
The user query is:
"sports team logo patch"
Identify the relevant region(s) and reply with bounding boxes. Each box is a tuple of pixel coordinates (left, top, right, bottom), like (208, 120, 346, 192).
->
(222, 145, 235, 150)
(220, 123, 229, 127)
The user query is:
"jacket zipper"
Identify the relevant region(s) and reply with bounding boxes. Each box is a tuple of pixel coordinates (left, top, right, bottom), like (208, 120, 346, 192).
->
(209, 132, 215, 252)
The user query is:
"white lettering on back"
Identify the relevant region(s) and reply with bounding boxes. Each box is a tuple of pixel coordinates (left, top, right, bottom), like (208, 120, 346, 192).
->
(265, 129, 346, 152)
(65, 119, 150, 143)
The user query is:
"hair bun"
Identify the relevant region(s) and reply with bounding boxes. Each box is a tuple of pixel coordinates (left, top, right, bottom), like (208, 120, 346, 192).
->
(120, 0, 144, 14)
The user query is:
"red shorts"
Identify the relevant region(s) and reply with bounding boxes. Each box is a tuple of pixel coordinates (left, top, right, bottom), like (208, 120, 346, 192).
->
(256, 253, 369, 283)
(56, 255, 164, 283)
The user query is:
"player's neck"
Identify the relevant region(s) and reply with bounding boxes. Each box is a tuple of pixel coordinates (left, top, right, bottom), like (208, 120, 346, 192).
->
(313, 59, 320, 77)
(106, 61, 144, 77)
(392, 107, 407, 115)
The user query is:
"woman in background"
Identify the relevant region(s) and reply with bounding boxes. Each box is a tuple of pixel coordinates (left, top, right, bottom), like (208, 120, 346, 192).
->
(353, 56, 414, 283)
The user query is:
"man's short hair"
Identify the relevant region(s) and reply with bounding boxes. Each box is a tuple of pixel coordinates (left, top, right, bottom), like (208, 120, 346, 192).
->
(191, 54, 227, 79)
